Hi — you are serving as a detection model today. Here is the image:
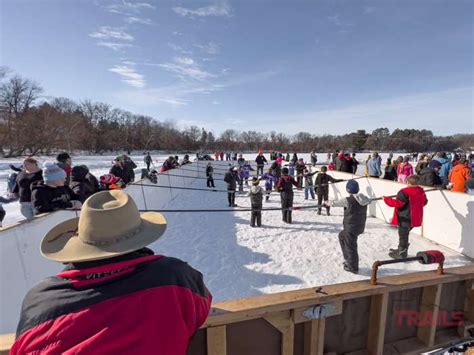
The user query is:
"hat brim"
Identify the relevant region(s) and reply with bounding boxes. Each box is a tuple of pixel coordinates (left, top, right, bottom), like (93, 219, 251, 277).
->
(41, 212, 167, 263)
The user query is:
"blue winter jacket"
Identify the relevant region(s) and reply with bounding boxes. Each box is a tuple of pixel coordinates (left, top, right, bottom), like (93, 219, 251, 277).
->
(367, 158, 382, 177)
(261, 173, 277, 190)
(433, 157, 452, 178)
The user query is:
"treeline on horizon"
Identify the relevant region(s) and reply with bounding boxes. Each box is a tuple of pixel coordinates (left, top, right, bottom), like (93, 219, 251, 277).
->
(0, 68, 472, 158)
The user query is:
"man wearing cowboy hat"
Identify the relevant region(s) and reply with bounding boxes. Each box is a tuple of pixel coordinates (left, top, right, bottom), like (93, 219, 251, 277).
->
(11, 190, 212, 354)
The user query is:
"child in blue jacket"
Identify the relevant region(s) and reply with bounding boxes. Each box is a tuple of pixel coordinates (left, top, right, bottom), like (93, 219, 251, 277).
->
(261, 169, 278, 201)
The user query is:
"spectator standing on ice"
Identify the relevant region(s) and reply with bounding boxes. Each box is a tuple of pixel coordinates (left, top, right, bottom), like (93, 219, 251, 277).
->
(449, 158, 470, 192)
(12, 157, 43, 220)
(261, 168, 277, 201)
(384, 175, 427, 259)
(224, 167, 240, 207)
(110, 157, 128, 183)
(31, 162, 82, 215)
(315, 166, 343, 216)
(327, 180, 370, 274)
(303, 168, 317, 200)
(340, 153, 354, 174)
(367, 153, 382, 178)
(270, 157, 283, 180)
(295, 158, 306, 189)
(122, 155, 137, 183)
(418, 160, 442, 187)
(276, 167, 298, 224)
(11, 190, 211, 355)
(292, 153, 298, 162)
(248, 177, 264, 227)
(69, 165, 100, 203)
(351, 153, 359, 174)
(255, 152, 267, 177)
(220, 151, 224, 161)
(206, 162, 215, 188)
(310, 151, 318, 166)
(432, 152, 452, 187)
(397, 156, 414, 184)
(285, 153, 290, 162)
(56, 152, 73, 185)
(144, 152, 152, 171)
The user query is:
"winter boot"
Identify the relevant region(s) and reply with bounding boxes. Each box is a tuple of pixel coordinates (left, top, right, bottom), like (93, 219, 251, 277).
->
(326, 207, 331, 216)
(317, 208, 322, 215)
(388, 247, 409, 259)
(343, 264, 359, 274)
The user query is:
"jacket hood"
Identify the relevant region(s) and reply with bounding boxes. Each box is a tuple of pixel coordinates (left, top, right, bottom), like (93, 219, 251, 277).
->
(30, 180, 51, 191)
(250, 186, 263, 194)
(434, 157, 449, 164)
(452, 164, 468, 172)
(71, 165, 89, 181)
(353, 193, 371, 206)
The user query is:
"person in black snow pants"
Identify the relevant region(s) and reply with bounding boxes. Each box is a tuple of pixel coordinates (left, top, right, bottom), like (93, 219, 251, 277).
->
(255, 153, 267, 177)
(248, 177, 264, 227)
(224, 167, 240, 207)
(144, 153, 152, 171)
(327, 180, 370, 274)
(206, 162, 215, 188)
(276, 167, 298, 224)
(315, 166, 343, 216)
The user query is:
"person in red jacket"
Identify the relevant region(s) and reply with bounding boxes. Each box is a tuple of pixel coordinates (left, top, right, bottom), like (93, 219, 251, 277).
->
(383, 175, 428, 259)
(11, 190, 212, 355)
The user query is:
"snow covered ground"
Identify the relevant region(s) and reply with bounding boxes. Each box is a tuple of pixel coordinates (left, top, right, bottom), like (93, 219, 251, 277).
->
(0, 152, 393, 227)
(147, 168, 470, 302)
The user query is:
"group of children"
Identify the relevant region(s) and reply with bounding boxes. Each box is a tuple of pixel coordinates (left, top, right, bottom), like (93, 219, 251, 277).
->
(221, 155, 429, 274)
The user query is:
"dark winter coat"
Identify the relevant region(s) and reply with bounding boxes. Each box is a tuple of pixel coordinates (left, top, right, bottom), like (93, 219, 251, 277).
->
(206, 166, 214, 177)
(30, 181, 77, 214)
(255, 155, 267, 166)
(224, 170, 240, 190)
(340, 157, 354, 173)
(11, 248, 211, 355)
(13, 170, 43, 203)
(295, 162, 306, 175)
(110, 165, 128, 184)
(270, 162, 282, 178)
(237, 158, 245, 166)
(123, 159, 137, 183)
(315, 173, 342, 194)
(248, 185, 264, 208)
(276, 175, 298, 193)
(333, 194, 370, 235)
(70, 166, 100, 203)
(418, 167, 442, 187)
(144, 154, 152, 164)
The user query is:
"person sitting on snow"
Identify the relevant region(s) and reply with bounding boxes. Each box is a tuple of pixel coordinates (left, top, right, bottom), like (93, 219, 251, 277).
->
(327, 180, 370, 274)
(276, 167, 298, 224)
(384, 175, 428, 259)
(160, 156, 175, 173)
(248, 177, 264, 227)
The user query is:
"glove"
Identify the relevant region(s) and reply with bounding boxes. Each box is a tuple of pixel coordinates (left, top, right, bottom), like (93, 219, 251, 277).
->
(69, 200, 83, 210)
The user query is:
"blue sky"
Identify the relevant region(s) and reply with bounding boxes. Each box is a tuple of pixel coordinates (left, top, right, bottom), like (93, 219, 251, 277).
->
(1, 0, 472, 135)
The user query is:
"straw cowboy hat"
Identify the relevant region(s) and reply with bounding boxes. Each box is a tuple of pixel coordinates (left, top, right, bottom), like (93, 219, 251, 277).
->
(41, 190, 167, 263)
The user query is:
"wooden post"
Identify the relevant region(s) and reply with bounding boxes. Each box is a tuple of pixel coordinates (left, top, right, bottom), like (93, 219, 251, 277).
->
(367, 292, 389, 354)
(265, 311, 295, 355)
(303, 319, 325, 355)
(458, 280, 474, 337)
(417, 284, 443, 347)
(207, 325, 227, 355)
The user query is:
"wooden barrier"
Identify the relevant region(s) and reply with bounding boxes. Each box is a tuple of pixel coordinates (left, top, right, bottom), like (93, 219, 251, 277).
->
(2, 265, 472, 354)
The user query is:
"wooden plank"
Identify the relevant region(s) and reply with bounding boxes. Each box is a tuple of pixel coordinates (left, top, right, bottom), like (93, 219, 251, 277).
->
(303, 319, 325, 355)
(205, 265, 474, 328)
(417, 284, 443, 347)
(458, 280, 474, 337)
(293, 301, 342, 324)
(264, 311, 295, 355)
(0, 333, 15, 355)
(207, 326, 227, 355)
(367, 292, 389, 355)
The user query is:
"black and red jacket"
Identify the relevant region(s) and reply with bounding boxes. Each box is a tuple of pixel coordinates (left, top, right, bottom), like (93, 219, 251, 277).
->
(384, 186, 428, 228)
(11, 248, 212, 355)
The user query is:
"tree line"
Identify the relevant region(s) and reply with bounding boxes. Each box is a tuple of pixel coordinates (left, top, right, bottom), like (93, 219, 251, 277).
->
(0, 68, 472, 157)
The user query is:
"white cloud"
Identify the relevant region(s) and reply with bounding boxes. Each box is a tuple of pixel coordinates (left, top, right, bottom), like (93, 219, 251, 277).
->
(109, 64, 146, 88)
(106, 1, 155, 14)
(158, 57, 217, 81)
(89, 26, 134, 41)
(168, 43, 193, 55)
(97, 42, 132, 51)
(172, 3, 231, 18)
(194, 42, 219, 55)
(124, 16, 153, 25)
(328, 14, 355, 34)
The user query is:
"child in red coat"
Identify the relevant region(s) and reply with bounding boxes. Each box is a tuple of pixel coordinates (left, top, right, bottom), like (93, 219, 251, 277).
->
(384, 175, 427, 259)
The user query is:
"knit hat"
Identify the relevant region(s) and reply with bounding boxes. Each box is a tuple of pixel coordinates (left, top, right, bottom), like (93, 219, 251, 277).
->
(282, 167, 289, 175)
(429, 160, 442, 169)
(346, 179, 359, 194)
(321, 166, 328, 172)
(56, 152, 71, 163)
(43, 162, 67, 183)
(252, 177, 259, 186)
(100, 174, 120, 185)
